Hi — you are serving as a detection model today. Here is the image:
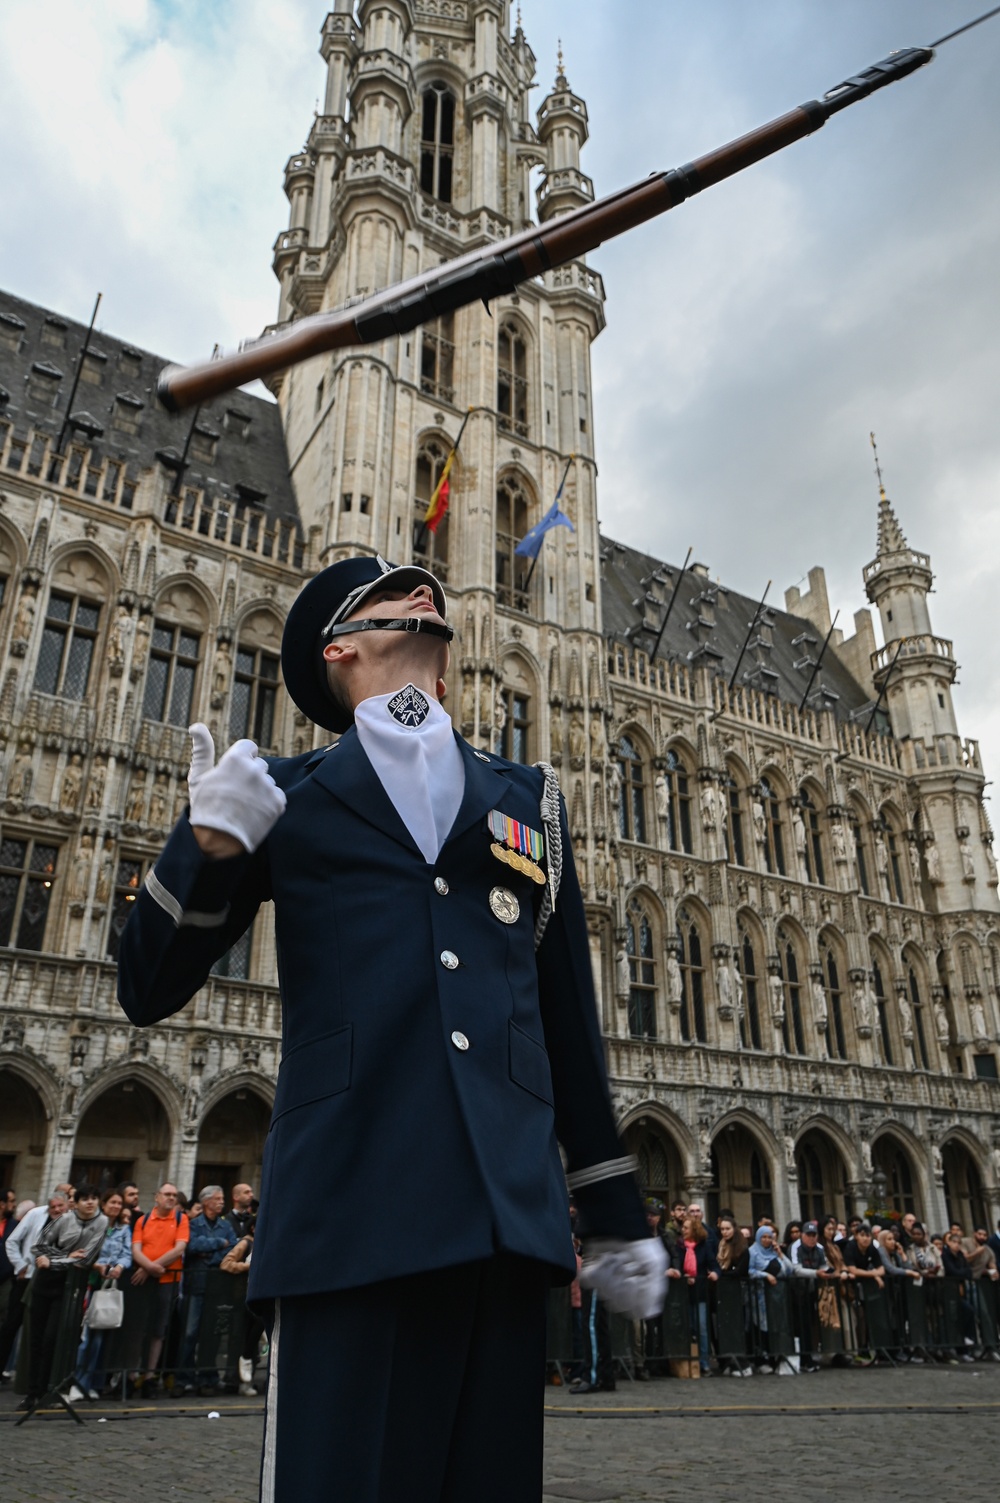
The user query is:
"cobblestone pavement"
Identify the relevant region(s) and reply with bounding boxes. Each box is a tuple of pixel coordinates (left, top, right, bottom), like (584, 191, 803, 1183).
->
(4, 1363, 1000, 1501)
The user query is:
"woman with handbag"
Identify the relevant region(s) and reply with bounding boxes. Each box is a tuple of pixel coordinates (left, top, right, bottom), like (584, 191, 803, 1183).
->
(71, 1189, 132, 1401)
(21, 1185, 108, 1411)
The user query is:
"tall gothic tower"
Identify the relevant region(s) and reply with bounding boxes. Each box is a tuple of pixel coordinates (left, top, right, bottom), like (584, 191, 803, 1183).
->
(864, 475, 999, 918)
(270, 2, 606, 758)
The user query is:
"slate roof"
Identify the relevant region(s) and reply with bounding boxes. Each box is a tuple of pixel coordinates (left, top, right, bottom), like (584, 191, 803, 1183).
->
(0, 289, 299, 528)
(599, 532, 880, 728)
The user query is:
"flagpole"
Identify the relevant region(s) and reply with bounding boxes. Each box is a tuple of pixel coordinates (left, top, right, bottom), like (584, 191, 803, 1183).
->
(414, 405, 475, 555)
(521, 454, 575, 594)
(648, 545, 693, 663)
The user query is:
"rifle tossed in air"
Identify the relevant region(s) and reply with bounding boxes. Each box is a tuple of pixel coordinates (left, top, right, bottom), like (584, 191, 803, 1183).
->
(157, 8, 1000, 413)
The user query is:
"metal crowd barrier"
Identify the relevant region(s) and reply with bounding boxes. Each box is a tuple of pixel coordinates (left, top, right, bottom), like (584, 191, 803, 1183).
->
(12, 1266, 258, 1420)
(546, 1272, 1000, 1379)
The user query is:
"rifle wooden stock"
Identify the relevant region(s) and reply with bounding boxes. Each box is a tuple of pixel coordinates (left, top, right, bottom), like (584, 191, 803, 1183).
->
(158, 45, 933, 412)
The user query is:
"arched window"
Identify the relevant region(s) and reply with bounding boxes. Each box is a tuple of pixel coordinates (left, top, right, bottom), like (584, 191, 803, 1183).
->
(414, 437, 451, 581)
(495, 472, 530, 611)
(777, 926, 806, 1054)
(230, 645, 280, 747)
(420, 82, 455, 202)
(676, 904, 707, 1043)
(798, 788, 825, 886)
(871, 955, 894, 1065)
(759, 776, 786, 876)
(822, 938, 849, 1061)
(750, 1149, 772, 1228)
(626, 900, 657, 1039)
(796, 1142, 825, 1223)
(663, 748, 693, 854)
(872, 1138, 916, 1217)
(908, 963, 931, 1070)
(34, 587, 101, 700)
(497, 320, 529, 439)
(724, 767, 746, 866)
(420, 314, 454, 404)
(737, 919, 763, 1050)
(617, 736, 647, 844)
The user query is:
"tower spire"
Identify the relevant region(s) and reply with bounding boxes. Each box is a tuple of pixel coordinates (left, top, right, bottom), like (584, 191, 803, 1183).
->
(870, 431, 908, 556)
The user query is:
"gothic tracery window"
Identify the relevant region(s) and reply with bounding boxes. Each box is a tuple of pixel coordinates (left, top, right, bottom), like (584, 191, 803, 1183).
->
(799, 787, 826, 886)
(420, 82, 455, 202)
(737, 920, 763, 1050)
(908, 963, 931, 1069)
(617, 736, 647, 844)
(495, 472, 530, 611)
(759, 776, 786, 877)
(663, 748, 693, 854)
(414, 437, 451, 581)
(626, 900, 657, 1039)
(497, 320, 529, 439)
(777, 925, 806, 1055)
(724, 767, 746, 867)
(676, 903, 707, 1044)
(821, 937, 849, 1061)
(871, 954, 895, 1066)
(420, 314, 455, 404)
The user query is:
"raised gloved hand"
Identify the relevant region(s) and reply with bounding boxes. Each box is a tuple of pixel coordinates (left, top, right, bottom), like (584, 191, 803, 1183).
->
(187, 723, 287, 854)
(579, 1237, 668, 1321)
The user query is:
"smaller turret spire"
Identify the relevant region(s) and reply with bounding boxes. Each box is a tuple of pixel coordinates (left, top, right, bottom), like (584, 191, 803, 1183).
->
(556, 38, 567, 85)
(870, 431, 908, 556)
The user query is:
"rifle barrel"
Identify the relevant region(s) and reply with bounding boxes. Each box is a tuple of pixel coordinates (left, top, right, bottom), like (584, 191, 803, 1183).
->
(158, 47, 934, 412)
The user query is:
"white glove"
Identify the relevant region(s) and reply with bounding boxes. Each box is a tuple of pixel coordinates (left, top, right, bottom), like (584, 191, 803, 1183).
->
(187, 723, 287, 854)
(579, 1237, 668, 1321)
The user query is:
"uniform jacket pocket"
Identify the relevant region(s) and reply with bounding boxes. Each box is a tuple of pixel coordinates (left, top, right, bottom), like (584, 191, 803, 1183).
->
(508, 1019, 554, 1106)
(271, 1024, 353, 1120)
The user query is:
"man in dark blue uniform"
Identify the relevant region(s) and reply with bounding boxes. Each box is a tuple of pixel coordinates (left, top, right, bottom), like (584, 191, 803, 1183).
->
(118, 556, 665, 1503)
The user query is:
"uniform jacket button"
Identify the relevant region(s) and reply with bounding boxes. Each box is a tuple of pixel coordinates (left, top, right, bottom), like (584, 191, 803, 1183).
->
(434, 877, 449, 895)
(451, 1031, 470, 1051)
(440, 950, 459, 969)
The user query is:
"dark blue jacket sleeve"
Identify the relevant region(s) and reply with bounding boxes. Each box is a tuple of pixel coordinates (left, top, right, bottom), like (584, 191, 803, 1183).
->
(534, 797, 646, 1245)
(117, 814, 271, 1026)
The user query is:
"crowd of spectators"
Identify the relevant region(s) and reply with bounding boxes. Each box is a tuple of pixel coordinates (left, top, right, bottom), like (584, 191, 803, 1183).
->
(565, 1198, 1000, 1390)
(0, 1179, 262, 1411)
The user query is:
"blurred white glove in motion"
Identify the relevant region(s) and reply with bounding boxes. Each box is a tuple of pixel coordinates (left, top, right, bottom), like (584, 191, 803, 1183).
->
(187, 723, 287, 854)
(579, 1237, 668, 1321)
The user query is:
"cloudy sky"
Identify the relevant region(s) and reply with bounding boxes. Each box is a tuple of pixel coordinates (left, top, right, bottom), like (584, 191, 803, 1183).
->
(2, 1, 998, 781)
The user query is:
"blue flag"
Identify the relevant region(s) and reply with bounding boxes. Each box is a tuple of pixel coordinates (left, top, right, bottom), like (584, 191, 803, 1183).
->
(515, 497, 575, 561)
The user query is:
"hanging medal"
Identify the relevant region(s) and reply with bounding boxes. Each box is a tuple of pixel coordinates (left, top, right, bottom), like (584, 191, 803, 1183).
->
(487, 810, 546, 885)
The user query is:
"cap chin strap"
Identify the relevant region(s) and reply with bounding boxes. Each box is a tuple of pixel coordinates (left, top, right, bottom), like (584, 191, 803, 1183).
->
(322, 616, 454, 643)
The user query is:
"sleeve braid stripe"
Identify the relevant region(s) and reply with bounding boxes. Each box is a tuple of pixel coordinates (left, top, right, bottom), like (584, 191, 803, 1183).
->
(565, 1155, 639, 1191)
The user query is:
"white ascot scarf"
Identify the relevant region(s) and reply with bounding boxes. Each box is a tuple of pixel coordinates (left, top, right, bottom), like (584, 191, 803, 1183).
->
(354, 683, 466, 864)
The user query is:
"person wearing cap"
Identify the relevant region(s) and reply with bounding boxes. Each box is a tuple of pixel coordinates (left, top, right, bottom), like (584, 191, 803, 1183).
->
(117, 554, 664, 1503)
(789, 1220, 831, 1372)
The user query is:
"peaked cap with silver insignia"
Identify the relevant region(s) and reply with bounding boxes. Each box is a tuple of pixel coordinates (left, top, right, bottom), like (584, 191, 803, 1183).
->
(281, 555, 450, 734)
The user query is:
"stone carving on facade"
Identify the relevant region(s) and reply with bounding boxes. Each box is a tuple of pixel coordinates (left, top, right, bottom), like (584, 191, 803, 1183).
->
(907, 838, 922, 886)
(830, 821, 847, 863)
(568, 714, 585, 768)
(69, 833, 95, 903)
(60, 1050, 87, 1122)
(700, 782, 718, 834)
(715, 958, 733, 1019)
(665, 949, 682, 1012)
(85, 758, 106, 814)
(793, 808, 808, 874)
(593, 841, 608, 896)
(751, 796, 766, 850)
(459, 676, 475, 731)
(10, 589, 36, 654)
(933, 997, 950, 1046)
(733, 967, 745, 1028)
(131, 613, 151, 679)
(614, 947, 630, 1003)
(107, 607, 130, 675)
(211, 640, 232, 708)
(654, 772, 668, 822)
(874, 832, 890, 895)
(985, 840, 999, 888)
(548, 709, 563, 762)
(811, 975, 828, 1032)
(896, 986, 913, 1040)
(606, 757, 622, 818)
(851, 972, 873, 1034)
(183, 1071, 203, 1131)
(588, 713, 604, 764)
(768, 972, 785, 1027)
(58, 754, 84, 815)
(925, 841, 942, 885)
(478, 678, 493, 731)
(970, 998, 989, 1041)
(148, 773, 169, 828)
(5, 741, 33, 804)
(960, 839, 976, 883)
(124, 769, 147, 825)
(95, 839, 115, 905)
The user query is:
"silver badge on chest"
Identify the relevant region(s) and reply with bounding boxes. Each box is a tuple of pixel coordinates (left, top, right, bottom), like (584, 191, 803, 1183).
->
(489, 886, 520, 924)
(386, 683, 430, 728)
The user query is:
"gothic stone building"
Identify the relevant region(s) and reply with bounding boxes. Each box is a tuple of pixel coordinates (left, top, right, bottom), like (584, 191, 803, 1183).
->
(1, 1, 998, 1236)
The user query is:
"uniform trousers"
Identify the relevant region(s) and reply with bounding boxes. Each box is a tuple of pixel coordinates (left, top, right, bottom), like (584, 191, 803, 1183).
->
(260, 1252, 548, 1503)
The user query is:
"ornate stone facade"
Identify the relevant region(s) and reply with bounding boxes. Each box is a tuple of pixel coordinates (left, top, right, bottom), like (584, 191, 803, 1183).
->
(1, 3, 998, 1233)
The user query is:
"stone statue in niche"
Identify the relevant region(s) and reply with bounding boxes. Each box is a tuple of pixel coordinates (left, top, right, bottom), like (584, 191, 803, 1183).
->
(549, 711, 563, 760)
(830, 822, 847, 862)
(715, 960, 733, 1014)
(768, 972, 785, 1024)
(615, 948, 630, 1001)
(184, 1072, 203, 1124)
(733, 967, 745, 1023)
(700, 783, 718, 831)
(59, 754, 84, 814)
(85, 759, 106, 814)
(211, 640, 232, 708)
(132, 614, 151, 675)
(460, 677, 475, 729)
(6, 742, 33, 803)
(970, 999, 989, 1040)
(61, 1058, 86, 1119)
(933, 999, 950, 1045)
(569, 715, 586, 766)
(852, 975, 873, 1030)
(125, 769, 147, 824)
(752, 797, 766, 848)
(588, 714, 605, 764)
(95, 839, 115, 904)
(925, 842, 942, 885)
(606, 758, 622, 814)
(593, 842, 608, 893)
(69, 833, 95, 901)
(494, 691, 507, 734)
(793, 808, 807, 859)
(478, 679, 493, 731)
(960, 840, 976, 882)
(896, 990, 913, 1038)
(148, 774, 169, 827)
(907, 840, 922, 885)
(12, 591, 35, 645)
(811, 978, 828, 1030)
(654, 773, 669, 821)
(985, 842, 999, 888)
(107, 608, 130, 674)
(666, 951, 682, 1009)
